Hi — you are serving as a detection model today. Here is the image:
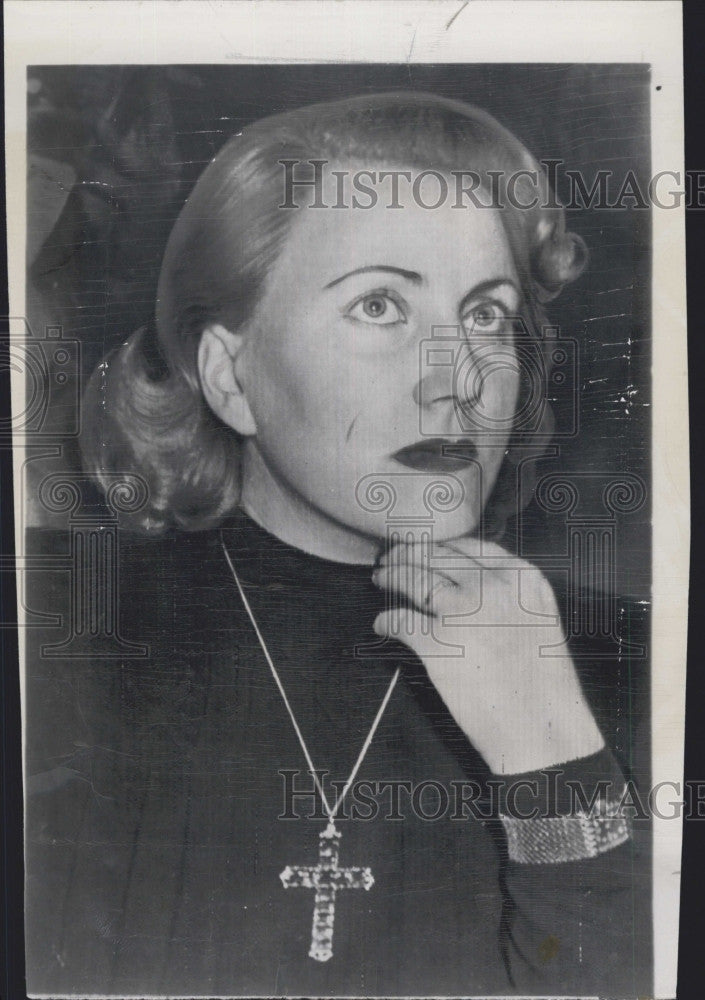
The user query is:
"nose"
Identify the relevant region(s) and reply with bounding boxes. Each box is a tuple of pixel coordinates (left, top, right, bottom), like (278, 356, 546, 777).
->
(412, 338, 482, 414)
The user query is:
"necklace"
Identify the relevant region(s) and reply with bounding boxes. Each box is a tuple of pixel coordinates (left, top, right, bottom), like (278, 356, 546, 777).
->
(220, 531, 401, 963)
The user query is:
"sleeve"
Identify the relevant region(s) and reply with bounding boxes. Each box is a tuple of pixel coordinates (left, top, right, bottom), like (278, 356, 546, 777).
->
(497, 746, 652, 997)
(23, 526, 195, 994)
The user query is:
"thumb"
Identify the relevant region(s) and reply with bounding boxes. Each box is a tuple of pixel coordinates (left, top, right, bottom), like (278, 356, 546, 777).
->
(373, 605, 422, 639)
(373, 607, 460, 658)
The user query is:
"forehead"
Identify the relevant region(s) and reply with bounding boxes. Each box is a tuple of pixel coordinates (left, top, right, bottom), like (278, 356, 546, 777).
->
(269, 169, 517, 294)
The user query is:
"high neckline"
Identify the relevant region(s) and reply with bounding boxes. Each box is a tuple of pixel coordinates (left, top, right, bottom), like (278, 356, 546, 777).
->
(218, 507, 382, 591)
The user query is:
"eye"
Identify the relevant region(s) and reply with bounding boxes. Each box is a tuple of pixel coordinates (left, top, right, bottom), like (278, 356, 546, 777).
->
(346, 291, 406, 326)
(461, 300, 508, 336)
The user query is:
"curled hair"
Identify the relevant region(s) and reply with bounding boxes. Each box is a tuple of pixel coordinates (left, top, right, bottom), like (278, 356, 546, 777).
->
(80, 90, 587, 534)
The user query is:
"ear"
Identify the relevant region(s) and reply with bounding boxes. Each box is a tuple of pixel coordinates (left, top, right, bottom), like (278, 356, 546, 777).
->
(198, 323, 257, 436)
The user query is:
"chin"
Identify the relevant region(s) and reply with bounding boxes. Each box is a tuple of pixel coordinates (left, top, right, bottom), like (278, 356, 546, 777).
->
(426, 510, 481, 543)
(355, 506, 480, 545)
(341, 467, 487, 541)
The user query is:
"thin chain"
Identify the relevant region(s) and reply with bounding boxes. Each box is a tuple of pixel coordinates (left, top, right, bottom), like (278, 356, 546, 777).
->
(220, 532, 400, 824)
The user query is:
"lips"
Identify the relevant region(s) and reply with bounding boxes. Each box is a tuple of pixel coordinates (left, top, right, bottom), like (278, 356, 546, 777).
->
(391, 437, 479, 473)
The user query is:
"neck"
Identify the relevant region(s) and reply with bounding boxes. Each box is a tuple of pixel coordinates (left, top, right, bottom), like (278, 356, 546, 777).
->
(239, 442, 381, 565)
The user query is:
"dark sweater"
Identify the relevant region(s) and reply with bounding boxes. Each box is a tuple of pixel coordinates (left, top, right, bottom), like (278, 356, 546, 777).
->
(24, 512, 651, 996)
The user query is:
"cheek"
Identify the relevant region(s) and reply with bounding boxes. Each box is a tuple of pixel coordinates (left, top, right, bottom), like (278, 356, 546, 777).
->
(481, 364, 521, 430)
(248, 343, 365, 459)
(298, 352, 397, 442)
(245, 322, 318, 429)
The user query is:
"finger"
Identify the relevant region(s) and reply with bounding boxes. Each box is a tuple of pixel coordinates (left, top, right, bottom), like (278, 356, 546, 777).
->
(377, 539, 462, 578)
(372, 561, 458, 616)
(373, 607, 471, 660)
(379, 536, 530, 576)
(372, 606, 442, 652)
(378, 535, 487, 568)
(376, 543, 553, 626)
(434, 536, 531, 573)
(377, 540, 483, 594)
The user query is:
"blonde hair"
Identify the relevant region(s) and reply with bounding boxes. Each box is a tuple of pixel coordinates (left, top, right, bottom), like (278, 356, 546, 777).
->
(80, 91, 586, 533)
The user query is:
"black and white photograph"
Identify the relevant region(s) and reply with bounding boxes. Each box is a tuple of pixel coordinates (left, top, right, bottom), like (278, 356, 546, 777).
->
(4, 2, 688, 997)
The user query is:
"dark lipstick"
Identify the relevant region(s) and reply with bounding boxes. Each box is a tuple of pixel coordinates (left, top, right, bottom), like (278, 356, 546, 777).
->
(391, 437, 479, 473)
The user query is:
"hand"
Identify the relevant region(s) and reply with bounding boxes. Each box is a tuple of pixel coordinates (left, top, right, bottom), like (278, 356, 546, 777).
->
(371, 536, 605, 775)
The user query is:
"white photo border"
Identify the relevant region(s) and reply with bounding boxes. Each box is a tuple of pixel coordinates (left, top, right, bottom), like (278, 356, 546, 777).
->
(4, 3, 687, 998)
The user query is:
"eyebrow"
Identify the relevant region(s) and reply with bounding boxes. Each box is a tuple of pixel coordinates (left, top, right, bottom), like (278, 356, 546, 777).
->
(323, 265, 423, 289)
(323, 268, 520, 303)
(459, 278, 521, 306)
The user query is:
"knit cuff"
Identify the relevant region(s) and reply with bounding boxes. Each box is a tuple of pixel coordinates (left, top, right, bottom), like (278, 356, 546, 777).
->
(498, 748, 632, 864)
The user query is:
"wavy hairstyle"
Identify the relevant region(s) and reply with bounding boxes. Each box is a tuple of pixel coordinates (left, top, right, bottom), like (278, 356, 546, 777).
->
(80, 90, 587, 535)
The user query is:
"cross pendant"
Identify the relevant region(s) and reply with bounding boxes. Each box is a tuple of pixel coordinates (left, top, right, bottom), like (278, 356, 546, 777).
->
(279, 821, 374, 962)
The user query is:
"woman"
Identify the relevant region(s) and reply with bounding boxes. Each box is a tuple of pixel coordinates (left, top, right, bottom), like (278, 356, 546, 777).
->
(25, 92, 649, 997)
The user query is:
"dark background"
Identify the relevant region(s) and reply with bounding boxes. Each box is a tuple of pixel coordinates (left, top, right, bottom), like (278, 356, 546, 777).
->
(25, 63, 651, 598)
